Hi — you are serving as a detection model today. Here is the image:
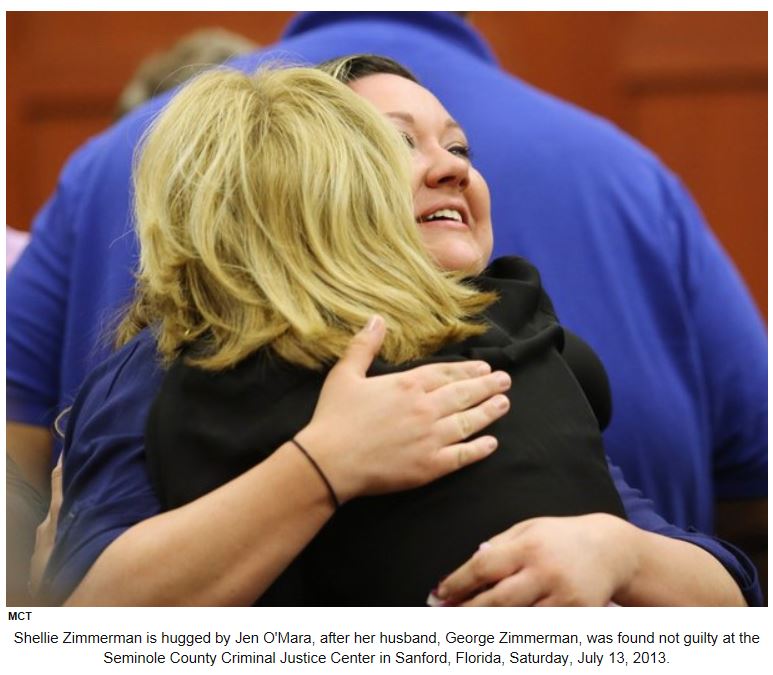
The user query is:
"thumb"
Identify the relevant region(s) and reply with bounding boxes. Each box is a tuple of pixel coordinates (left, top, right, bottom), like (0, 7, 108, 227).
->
(335, 315, 385, 377)
(50, 454, 64, 513)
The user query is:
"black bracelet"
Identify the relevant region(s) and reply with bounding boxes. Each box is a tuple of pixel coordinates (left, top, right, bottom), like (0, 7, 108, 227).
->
(291, 437, 340, 509)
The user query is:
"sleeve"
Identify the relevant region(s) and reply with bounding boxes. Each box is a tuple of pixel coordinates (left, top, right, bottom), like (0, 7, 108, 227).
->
(610, 460, 763, 606)
(664, 176, 767, 500)
(6, 145, 95, 427)
(40, 336, 164, 604)
(7, 199, 73, 427)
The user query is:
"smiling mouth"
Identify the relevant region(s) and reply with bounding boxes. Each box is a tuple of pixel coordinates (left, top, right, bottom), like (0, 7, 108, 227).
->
(417, 208, 468, 228)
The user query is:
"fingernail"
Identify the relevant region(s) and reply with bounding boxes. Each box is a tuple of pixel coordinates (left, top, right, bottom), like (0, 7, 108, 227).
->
(478, 541, 492, 552)
(476, 362, 491, 375)
(426, 591, 443, 607)
(496, 395, 509, 410)
(365, 315, 381, 332)
(496, 372, 511, 388)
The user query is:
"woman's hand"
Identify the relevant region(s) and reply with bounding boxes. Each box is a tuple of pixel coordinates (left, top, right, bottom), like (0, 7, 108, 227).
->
(434, 514, 634, 606)
(297, 315, 511, 503)
(433, 513, 746, 607)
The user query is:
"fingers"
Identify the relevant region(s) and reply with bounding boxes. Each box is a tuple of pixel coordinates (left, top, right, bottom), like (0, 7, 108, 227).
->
(436, 538, 523, 604)
(435, 393, 510, 446)
(334, 315, 385, 376)
(409, 360, 492, 392)
(461, 571, 545, 607)
(437, 435, 499, 472)
(430, 370, 511, 418)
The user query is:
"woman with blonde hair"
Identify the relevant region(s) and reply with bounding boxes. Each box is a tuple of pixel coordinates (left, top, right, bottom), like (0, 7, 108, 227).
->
(44, 59, 754, 607)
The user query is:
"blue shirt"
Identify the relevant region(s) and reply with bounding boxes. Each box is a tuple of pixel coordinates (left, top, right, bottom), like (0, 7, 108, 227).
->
(8, 12, 766, 532)
(43, 329, 762, 605)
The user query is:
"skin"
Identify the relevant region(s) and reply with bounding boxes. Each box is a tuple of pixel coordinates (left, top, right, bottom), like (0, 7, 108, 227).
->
(349, 74, 493, 274)
(29, 73, 754, 607)
(350, 74, 746, 607)
(67, 317, 511, 605)
(7, 422, 52, 496)
(436, 514, 744, 607)
(6, 422, 52, 605)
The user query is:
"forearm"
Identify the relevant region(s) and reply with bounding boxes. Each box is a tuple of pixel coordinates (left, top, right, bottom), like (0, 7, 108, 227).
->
(7, 422, 53, 495)
(61, 323, 507, 606)
(613, 517, 746, 607)
(66, 441, 334, 606)
(6, 423, 53, 604)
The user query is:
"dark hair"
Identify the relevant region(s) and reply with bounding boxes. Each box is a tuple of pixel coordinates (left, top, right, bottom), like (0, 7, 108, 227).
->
(319, 54, 419, 85)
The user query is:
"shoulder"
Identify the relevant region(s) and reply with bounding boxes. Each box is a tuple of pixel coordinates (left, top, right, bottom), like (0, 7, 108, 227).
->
(50, 91, 176, 226)
(66, 329, 164, 442)
(59, 328, 163, 523)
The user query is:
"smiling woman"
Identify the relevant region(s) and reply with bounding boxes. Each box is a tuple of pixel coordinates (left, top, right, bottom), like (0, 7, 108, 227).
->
(134, 63, 625, 605)
(349, 74, 493, 274)
(44, 57, 753, 609)
(120, 66, 494, 371)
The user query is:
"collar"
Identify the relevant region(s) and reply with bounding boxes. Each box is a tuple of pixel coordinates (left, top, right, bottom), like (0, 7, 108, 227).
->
(282, 12, 498, 65)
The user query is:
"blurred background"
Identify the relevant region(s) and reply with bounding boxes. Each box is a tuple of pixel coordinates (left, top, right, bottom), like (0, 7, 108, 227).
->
(6, 11, 767, 314)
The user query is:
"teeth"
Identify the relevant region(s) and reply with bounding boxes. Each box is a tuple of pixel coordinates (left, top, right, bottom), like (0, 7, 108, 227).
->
(423, 208, 463, 223)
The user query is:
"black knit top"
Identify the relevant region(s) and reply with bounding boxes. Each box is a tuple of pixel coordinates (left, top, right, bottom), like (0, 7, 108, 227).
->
(145, 257, 625, 606)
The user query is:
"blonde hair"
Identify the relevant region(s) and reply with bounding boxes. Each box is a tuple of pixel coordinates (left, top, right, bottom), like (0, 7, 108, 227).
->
(118, 66, 495, 370)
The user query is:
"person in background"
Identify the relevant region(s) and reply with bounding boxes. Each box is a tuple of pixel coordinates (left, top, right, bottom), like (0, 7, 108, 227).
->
(113, 28, 257, 119)
(6, 26, 257, 606)
(8, 12, 766, 601)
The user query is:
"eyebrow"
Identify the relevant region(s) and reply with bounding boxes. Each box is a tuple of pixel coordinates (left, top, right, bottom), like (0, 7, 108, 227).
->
(385, 111, 462, 132)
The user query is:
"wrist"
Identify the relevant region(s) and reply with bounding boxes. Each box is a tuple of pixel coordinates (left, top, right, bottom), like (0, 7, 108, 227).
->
(605, 515, 644, 605)
(294, 424, 360, 505)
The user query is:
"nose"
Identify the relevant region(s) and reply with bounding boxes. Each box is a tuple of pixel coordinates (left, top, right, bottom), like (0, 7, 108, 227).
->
(424, 146, 470, 190)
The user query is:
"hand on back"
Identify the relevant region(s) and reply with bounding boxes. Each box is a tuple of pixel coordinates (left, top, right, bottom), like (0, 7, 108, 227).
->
(298, 315, 510, 503)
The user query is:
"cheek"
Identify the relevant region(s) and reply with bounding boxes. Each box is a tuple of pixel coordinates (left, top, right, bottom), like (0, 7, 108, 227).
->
(476, 222, 494, 263)
(469, 172, 494, 260)
(469, 170, 492, 221)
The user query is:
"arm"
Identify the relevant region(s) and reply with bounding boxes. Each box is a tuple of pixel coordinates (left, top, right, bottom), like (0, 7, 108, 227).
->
(435, 513, 744, 607)
(6, 422, 53, 496)
(666, 176, 767, 593)
(67, 440, 338, 606)
(434, 459, 758, 607)
(7, 167, 83, 431)
(6, 142, 91, 604)
(6, 423, 53, 605)
(64, 317, 512, 606)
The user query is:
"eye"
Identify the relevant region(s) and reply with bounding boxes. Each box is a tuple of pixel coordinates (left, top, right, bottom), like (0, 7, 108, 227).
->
(448, 144, 473, 161)
(400, 132, 416, 149)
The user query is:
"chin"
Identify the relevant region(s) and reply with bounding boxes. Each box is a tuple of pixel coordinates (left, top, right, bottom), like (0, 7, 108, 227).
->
(433, 251, 487, 275)
(422, 233, 489, 274)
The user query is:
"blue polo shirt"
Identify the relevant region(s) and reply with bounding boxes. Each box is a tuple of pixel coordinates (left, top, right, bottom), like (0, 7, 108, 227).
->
(7, 12, 766, 535)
